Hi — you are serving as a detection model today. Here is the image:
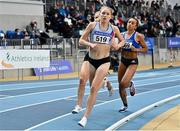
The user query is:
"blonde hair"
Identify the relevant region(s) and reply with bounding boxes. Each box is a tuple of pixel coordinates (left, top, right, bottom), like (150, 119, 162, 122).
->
(99, 6, 113, 15)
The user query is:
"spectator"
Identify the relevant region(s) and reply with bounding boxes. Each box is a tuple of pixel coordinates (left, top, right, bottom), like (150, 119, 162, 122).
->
(0, 33, 5, 40)
(173, 3, 179, 10)
(58, 4, 67, 17)
(14, 28, 24, 39)
(43, 0, 179, 38)
(51, 12, 64, 33)
(23, 30, 30, 39)
(6, 30, 16, 39)
(175, 22, 180, 37)
(26, 20, 41, 38)
(44, 15, 51, 33)
(0, 30, 5, 40)
(61, 22, 73, 38)
(94, 0, 103, 11)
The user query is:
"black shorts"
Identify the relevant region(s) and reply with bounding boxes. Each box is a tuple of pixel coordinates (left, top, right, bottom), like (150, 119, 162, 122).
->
(121, 56, 138, 67)
(88, 56, 110, 69)
(83, 52, 89, 61)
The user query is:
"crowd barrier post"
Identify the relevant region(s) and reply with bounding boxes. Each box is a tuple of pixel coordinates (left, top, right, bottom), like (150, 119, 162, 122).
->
(168, 47, 173, 68)
(17, 69, 20, 81)
(1, 70, 5, 79)
(21, 69, 24, 80)
(151, 48, 154, 69)
(63, 39, 66, 60)
(42, 68, 44, 80)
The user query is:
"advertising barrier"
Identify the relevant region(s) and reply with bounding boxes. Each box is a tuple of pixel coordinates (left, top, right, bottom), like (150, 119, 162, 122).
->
(168, 37, 180, 48)
(0, 49, 50, 70)
(34, 60, 73, 76)
(145, 37, 154, 51)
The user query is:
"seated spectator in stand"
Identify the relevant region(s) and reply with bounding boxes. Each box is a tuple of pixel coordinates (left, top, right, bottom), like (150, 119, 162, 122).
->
(0, 31, 7, 48)
(45, 15, 51, 33)
(94, 0, 103, 11)
(0, 32, 5, 40)
(23, 30, 30, 39)
(0, 30, 5, 40)
(14, 28, 24, 39)
(173, 3, 179, 10)
(51, 13, 63, 33)
(6, 30, 16, 39)
(26, 20, 41, 39)
(26, 20, 49, 45)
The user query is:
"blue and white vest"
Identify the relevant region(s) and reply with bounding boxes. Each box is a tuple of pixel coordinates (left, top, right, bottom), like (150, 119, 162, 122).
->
(90, 22, 114, 45)
(122, 31, 141, 51)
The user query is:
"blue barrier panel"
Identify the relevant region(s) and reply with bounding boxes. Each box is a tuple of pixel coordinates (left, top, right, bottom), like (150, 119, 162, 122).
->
(145, 37, 155, 69)
(138, 37, 154, 55)
(34, 60, 73, 76)
(168, 37, 180, 48)
(145, 37, 154, 51)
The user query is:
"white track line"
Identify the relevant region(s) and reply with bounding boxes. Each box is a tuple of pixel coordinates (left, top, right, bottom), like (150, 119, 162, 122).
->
(0, 87, 77, 100)
(1, 71, 179, 91)
(25, 85, 180, 131)
(0, 88, 108, 113)
(0, 95, 9, 97)
(105, 94, 180, 131)
(1, 77, 180, 100)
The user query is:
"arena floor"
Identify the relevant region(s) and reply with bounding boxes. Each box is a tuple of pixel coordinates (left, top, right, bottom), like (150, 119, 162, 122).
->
(0, 66, 179, 130)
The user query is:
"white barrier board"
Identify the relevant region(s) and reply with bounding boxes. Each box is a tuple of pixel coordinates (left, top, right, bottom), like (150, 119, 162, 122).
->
(0, 50, 50, 70)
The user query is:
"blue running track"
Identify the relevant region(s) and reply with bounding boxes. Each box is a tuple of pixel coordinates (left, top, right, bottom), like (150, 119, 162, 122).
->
(0, 67, 179, 130)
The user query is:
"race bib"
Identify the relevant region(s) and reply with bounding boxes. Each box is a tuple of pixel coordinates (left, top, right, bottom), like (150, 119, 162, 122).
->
(122, 42, 132, 49)
(93, 35, 111, 44)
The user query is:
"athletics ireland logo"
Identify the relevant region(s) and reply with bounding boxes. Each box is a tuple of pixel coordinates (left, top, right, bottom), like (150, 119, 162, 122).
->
(0, 52, 14, 68)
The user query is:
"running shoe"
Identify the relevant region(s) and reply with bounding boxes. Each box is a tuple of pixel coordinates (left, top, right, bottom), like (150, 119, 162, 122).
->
(103, 77, 107, 88)
(129, 81, 136, 96)
(119, 106, 128, 112)
(72, 105, 82, 114)
(78, 116, 87, 127)
(107, 83, 113, 96)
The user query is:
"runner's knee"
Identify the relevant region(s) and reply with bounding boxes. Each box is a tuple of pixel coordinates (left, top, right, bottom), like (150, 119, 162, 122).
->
(79, 78, 87, 86)
(90, 86, 98, 94)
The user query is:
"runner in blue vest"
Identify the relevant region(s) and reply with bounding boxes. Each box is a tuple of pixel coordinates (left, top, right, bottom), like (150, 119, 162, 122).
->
(118, 17, 148, 112)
